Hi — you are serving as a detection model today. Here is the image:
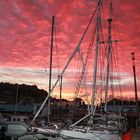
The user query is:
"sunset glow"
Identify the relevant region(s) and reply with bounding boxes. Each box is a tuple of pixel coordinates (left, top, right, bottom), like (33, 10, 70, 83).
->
(0, 0, 140, 101)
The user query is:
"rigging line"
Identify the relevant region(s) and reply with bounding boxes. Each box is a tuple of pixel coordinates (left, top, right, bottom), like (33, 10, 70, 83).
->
(111, 53, 118, 110)
(108, 0, 123, 100)
(111, 43, 121, 91)
(109, 37, 123, 108)
(71, 4, 98, 100)
(91, 0, 102, 114)
(100, 19, 108, 62)
(74, 9, 98, 98)
(99, 18, 108, 106)
(54, 20, 63, 101)
(110, 46, 116, 94)
(79, 29, 96, 93)
(75, 26, 96, 97)
(70, 42, 92, 117)
(99, 58, 103, 106)
(54, 20, 60, 75)
(98, 45, 106, 106)
(75, 52, 84, 98)
(83, 43, 95, 110)
(99, 2, 109, 96)
(111, 44, 123, 106)
(68, 22, 97, 120)
(73, 54, 82, 99)
(68, 38, 95, 120)
(44, 28, 52, 75)
(107, 46, 119, 107)
(79, 28, 96, 111)
(114, 47, 122, 96)
(111, 15, 122, 84)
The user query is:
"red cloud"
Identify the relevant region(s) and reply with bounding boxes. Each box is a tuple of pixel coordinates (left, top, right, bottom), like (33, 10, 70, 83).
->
(0, 0, 139, 100)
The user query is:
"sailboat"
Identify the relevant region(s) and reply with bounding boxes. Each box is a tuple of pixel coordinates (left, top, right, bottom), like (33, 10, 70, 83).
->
(30, 0, 129, 139)
(58, 0, 128, 139)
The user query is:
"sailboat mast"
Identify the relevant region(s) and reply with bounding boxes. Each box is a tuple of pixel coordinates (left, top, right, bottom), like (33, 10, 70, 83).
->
(131, 52, 139, 126)
(59, 74, 62, 107)
(104, 0, 112, 112)
(91, 0, 102, 114)
(48, 16, 55, 122)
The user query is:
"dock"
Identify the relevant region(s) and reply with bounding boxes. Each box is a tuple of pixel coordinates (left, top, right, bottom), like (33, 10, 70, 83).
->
(132, 127, 140, 140)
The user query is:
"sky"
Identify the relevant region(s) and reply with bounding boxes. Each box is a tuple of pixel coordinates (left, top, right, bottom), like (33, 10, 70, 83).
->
(0, 0, 140, 102)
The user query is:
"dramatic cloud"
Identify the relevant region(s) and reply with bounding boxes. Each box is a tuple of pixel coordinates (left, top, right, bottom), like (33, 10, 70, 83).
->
(0, 0, 139, 101)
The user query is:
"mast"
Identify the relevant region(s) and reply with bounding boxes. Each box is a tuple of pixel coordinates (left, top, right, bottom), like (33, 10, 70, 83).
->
(91, 0, 102, 114)
(104, 0, 112, 112)
(59, 74, 63, 108)
(131, 52, 139, 126)
(48, 16, 55, 122)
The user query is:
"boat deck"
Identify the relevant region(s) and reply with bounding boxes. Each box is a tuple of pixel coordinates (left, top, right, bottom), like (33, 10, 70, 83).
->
(132, 127, 140, 140)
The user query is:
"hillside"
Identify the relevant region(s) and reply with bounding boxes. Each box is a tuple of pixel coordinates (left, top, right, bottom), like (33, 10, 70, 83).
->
(0, 82, 48, 104)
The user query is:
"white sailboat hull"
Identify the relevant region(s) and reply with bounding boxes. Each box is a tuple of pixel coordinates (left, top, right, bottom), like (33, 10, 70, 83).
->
(59, 129, 121, 140)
